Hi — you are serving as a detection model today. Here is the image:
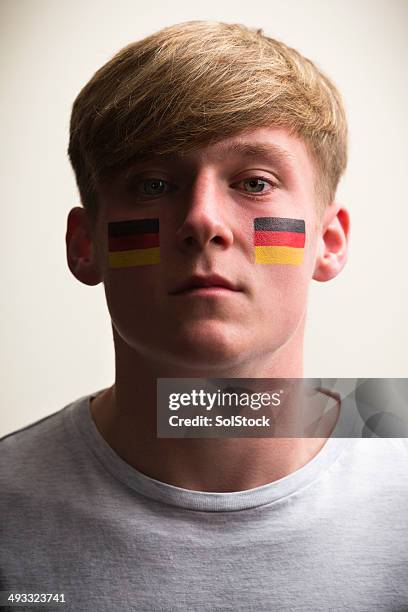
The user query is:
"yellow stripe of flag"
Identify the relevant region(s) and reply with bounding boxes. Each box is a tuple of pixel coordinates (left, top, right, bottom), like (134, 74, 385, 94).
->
(108, 247, 160, 268)
(255, 246, 304, 265)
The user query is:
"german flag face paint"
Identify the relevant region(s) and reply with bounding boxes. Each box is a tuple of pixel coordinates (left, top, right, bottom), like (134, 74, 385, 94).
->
(254, 217, 305, 265)
(108, 218, 160, 268)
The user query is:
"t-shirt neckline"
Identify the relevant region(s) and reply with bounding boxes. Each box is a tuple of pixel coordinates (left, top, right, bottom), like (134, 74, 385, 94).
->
(68, 386, 359, 512)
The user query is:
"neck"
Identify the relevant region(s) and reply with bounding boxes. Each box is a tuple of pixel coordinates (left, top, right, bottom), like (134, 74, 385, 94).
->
(90, 319, 340, 492)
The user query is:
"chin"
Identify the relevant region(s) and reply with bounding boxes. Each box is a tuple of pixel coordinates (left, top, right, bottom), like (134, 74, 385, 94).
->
(165, 320, 249, 369)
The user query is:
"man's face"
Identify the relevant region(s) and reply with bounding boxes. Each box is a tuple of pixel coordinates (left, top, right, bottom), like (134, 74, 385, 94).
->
(93, 127, 321, 369)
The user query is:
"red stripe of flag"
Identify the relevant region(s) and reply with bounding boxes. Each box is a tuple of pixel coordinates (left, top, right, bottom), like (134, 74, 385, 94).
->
(254, 231, 305, 247)
(108, 233, 160, 251)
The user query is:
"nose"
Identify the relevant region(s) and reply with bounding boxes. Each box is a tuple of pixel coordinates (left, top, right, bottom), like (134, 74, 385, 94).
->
(175, 170, 234, 253)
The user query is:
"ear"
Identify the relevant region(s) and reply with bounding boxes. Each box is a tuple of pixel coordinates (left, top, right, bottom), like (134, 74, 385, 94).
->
(313, 201, 350, 282)
(66, 206, 103, 286)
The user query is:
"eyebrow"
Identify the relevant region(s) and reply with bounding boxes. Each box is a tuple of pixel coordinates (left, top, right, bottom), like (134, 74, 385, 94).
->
(208, 141, 296, 171)
(122, 140, 296, 181)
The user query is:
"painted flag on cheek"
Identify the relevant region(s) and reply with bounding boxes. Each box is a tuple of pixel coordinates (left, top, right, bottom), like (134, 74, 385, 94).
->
(108, 218, 160, 268)
(254, 217, 305, 265)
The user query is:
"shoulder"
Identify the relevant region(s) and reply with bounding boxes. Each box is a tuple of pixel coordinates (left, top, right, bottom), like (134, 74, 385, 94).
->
(349, 436, 408, 463)
(342, 437, 408, 496)
(0, 394, 92, 494)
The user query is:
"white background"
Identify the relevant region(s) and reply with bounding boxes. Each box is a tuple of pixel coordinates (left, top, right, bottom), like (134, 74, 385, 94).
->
(1, 0, 407, 436)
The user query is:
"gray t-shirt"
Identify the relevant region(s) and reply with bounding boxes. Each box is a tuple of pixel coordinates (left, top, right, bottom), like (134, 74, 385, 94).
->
(1, 389, 407, 611)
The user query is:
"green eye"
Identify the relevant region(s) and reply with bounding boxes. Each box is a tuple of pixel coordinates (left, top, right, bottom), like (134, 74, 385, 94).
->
(243, 178, 268, 193)
(142, 179, 167, 195)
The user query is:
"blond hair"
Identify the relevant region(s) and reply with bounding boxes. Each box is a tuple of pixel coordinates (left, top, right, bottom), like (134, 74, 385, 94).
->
(68, 20, 348, 222)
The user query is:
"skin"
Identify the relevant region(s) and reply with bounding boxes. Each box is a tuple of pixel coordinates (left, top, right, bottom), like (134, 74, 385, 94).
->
(66, 126, 350, 492)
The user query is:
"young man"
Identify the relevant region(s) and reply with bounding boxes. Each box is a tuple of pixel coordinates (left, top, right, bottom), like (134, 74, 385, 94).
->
(1, 20, 407, 611)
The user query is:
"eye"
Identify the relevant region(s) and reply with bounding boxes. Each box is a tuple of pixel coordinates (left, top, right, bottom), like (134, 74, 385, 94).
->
(140, 178, 167, 196)
(234, 176, 278, 196)
(124, 176, 170, 200)
(244, 178, 267, 193)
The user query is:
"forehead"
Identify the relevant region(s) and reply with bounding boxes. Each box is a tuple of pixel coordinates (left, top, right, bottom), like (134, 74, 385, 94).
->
(117, 126, 315, 174)
(178, 127, 310, 169)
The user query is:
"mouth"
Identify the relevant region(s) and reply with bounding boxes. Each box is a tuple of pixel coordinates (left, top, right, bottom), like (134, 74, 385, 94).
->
(170, 274, 242, 296)
(176, 286, 237, 297)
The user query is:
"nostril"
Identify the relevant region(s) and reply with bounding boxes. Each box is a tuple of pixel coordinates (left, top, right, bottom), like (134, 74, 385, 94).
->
(212, 236, 224, 245)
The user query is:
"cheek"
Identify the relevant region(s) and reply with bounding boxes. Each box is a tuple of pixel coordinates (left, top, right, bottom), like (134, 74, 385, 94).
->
(104, 267, 162, 349)
(252, 215, 309, 329)
(249, 265, 309, 355)
(104, 216, 162, 340)
(256, 266, 309, 315)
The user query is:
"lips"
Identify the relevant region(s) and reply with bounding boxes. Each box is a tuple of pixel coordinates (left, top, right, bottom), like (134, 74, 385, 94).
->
(170, 274, 240, 295)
